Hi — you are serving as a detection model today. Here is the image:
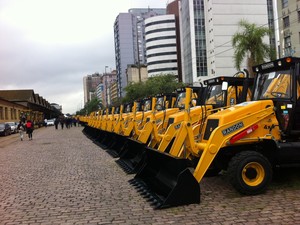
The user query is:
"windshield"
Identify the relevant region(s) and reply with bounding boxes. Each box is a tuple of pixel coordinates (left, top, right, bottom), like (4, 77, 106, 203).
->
(143, 100, 152, 111)
(0, 124, 4, 128)
(253, 70, 291, 100)
(174, 92, 186, 108)
(156, 97, 165, 110)
(125, 104, 131, 113)
(114, 107, 120, 114)
(205, 85, 225, 105)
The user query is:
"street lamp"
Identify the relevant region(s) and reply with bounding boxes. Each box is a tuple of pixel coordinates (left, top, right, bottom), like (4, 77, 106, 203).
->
(105, 66, 109, 107)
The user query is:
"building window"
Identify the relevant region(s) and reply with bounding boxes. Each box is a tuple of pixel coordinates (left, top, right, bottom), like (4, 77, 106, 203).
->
(283, 16, 290, 28)
(284, 36, 292, 56)
(284, 36, 291, 47)
(282, 0, 288, 8)
(5, 107, 8, 120)
(10, 108, 13, 120)
(0, 107, 3, 120)
(298, 11, 300, 22)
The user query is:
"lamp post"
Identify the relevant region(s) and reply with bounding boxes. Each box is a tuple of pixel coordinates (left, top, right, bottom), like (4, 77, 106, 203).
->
(136, 19, 142, 82)
(105, 66, 109, 107)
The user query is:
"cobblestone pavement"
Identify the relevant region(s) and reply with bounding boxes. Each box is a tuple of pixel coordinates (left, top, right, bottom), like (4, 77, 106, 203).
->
(0, 125, 300, 225)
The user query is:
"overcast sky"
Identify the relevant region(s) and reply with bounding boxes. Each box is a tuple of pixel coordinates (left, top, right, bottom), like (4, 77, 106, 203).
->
(0, 0, 168, 114)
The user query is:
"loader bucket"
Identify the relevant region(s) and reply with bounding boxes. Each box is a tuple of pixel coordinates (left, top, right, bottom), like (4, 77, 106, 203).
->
(82, 125, 93, 136)
(83, 126, 99, 140)
(105, 134, 128, 158)
(129, 149, 200, 209)
(115, 139, 147, 174)
(94, 130, 114, 149)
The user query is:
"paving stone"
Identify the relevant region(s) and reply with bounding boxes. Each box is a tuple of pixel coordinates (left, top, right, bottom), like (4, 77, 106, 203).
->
(0, 125, 299, 224)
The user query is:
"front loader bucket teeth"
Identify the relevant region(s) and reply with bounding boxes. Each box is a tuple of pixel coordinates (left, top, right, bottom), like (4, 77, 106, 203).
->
(115, 139, 147, 174)
(129, 149, 200, 209)
(106, 135, 128, 158)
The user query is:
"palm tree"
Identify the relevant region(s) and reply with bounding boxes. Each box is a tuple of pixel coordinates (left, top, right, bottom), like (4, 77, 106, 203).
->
(232, 20, 272, 77)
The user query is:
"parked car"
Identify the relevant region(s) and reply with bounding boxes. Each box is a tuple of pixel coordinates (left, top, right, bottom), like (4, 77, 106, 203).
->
(5, 122, 17, 133)
(46, 119, 55, 126)
(0, 123, 12, 136)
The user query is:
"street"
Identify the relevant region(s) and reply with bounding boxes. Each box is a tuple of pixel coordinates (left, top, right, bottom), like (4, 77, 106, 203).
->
(0, 126, 299, 224)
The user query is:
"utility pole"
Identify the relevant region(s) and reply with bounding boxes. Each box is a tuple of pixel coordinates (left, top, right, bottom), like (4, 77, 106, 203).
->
(105, 66, 109, 107)
(136, 19, 142, 82)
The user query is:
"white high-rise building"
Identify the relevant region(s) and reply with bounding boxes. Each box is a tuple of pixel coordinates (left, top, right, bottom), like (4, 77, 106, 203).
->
(179, 0, 273, 85)
(204, 0, 270, 78)
(145, 15, 178, 77)
(113, 8, 166, 98)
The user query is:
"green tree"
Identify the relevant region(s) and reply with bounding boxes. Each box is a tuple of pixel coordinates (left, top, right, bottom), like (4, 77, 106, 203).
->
(145, 74, 185, 95)
(232, 20, 272, 77)
(122, 74, 185, 103)
(122, 81, 148, 102)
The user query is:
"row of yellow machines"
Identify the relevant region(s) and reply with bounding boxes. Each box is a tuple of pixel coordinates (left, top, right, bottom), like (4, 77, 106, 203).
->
(80, 57, 300, 209)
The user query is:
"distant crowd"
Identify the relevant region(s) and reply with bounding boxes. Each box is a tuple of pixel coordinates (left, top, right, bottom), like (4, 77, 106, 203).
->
(53, 117, 78, 130)
(16, 116, 79, 141)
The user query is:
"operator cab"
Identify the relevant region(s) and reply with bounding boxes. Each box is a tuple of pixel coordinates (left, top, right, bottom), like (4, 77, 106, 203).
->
(203, 74, 253, 108)
(252, 57, 300, 137)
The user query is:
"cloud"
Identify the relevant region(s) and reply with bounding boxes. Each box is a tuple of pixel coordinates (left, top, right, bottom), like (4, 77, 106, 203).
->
(0, 0, 167, 114)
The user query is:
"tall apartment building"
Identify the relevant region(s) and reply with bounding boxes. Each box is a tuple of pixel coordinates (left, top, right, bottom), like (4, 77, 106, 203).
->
(178, 0, 273, 85)
(83, 73, 102, 105)
(145, 14, 179, 78)
(113, 8, 166, 98)
(102, 70, 117, 107)
(276, 0, 300, 57)
(167, 0, 182, 81)
(205, 0, 272, 78)
(179, 0, 207, 85)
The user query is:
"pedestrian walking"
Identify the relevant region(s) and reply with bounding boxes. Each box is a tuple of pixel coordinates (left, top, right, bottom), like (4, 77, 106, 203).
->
(44, 118, 48, 127)
(17, 121, 25, 141)
(26, 120, 34, 140)
(60, 118, 65, 129)
(54, 118, 59, 129)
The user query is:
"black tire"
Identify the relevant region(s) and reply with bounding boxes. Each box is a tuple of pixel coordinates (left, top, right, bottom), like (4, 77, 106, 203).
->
(227, 151, 272, 195)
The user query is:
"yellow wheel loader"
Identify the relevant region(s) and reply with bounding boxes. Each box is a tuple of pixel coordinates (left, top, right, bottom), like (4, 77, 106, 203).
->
(82, 111, 99, 139)
(105, 97, 155, 157)
(153, 74, 253, 154)
(120, 73, 252, 175)
(116, 86, 206, 173)
(92, 106, 117, 149)
(130, 57, 300, 209)
(93, 103, 133, 152)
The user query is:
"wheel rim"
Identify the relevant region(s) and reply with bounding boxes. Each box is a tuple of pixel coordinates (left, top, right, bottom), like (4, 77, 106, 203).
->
(242, 162, 265, 186)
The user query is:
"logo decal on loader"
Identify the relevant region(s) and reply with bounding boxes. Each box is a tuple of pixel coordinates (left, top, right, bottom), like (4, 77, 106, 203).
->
(222, 122, 244, 136)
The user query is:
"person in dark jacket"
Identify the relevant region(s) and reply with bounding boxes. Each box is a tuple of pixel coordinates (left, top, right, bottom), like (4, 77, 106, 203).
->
(54, 118, 59, 129)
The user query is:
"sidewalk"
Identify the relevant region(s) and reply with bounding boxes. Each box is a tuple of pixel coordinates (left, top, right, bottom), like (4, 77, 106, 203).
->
(0, 125, 299, 224)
